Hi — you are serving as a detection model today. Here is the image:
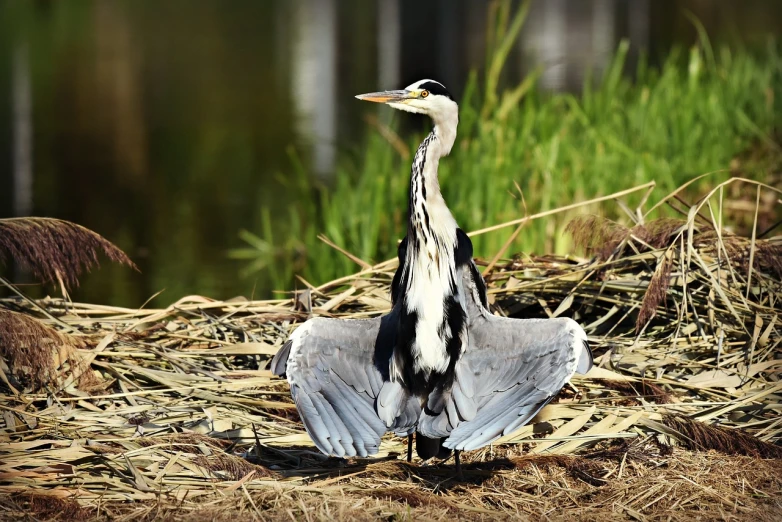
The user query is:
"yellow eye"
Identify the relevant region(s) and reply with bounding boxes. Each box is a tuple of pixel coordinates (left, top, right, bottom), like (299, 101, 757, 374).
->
(421, 90, 429, 98)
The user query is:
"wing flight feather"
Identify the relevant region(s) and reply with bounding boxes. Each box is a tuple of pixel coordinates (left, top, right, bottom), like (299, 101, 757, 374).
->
(274, 312, 419, 458)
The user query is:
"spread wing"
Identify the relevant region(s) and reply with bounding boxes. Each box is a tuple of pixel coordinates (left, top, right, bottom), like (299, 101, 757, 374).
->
(418, 264, 593, 451)
(272, 309, 420, 458)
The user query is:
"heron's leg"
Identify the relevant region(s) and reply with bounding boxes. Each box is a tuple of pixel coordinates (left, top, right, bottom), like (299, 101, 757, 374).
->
(407, 434, 413, 462)
(454, 450, 463, 479)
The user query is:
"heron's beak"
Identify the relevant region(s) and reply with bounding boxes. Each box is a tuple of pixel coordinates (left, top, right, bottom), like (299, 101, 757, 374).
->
(355, 90, 414, 104)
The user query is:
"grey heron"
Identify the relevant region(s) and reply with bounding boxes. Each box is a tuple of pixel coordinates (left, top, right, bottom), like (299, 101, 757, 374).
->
(272, 79, 592, 474)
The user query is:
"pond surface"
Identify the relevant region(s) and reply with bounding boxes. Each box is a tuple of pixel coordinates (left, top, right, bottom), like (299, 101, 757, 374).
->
(0, 0, 780, 306)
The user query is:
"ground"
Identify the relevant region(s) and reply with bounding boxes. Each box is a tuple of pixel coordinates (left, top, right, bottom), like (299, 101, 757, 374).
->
(2, 443, 780, 521)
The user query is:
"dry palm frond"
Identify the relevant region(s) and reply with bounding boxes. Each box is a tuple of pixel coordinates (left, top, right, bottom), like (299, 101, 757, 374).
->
(0, 309, 95, 391)
(0, 217, 136, 289)
(664, 415, 782, 459)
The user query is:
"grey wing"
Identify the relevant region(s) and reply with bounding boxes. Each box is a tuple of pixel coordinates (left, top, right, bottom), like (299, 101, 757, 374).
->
(280, 311, 419, 458)
(419, 264, 593, 451)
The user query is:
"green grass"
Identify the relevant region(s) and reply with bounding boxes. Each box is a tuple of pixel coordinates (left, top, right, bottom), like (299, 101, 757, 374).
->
(232, 25, 782, 293)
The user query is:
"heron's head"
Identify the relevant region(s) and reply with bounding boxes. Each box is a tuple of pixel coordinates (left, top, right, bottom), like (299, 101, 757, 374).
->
(356, 79, 457, 121)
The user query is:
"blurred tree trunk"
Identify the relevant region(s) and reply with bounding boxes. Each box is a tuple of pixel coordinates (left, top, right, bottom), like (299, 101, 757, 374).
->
(292, 0, 337, 180)
(11, 40, 33, 284)
(95, 0, 147, 184)
(377, 0, 400, 90)
(628, 0, 650, 53)
(12, 42, 32, 218)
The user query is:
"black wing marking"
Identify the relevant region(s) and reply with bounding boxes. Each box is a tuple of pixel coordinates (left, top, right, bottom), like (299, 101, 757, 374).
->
(455, 228, 474, 267)
(456, 229, 488, 307)
(391, 236, 408, 306)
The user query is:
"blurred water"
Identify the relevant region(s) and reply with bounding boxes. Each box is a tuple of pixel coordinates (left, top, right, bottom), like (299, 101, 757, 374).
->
(0, 0, 780, 306)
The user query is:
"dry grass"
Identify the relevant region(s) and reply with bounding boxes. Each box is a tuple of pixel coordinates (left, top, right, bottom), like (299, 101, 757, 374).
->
(0, 178, 780, 520)
(1, 445, 778, 521)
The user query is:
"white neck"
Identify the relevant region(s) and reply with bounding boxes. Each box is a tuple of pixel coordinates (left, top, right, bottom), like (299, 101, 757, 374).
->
(408, 130, 457, 242)
(402, 118, 461, 375)
(432, 109, 458, 157)
(407, 104, 459, 239)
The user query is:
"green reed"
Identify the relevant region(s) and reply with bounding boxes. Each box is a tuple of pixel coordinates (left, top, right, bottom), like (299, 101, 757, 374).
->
(232, 18, 781, 294)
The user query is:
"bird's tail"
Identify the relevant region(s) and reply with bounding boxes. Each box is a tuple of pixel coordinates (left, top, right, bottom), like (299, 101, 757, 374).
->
(415, 434, 453, 460)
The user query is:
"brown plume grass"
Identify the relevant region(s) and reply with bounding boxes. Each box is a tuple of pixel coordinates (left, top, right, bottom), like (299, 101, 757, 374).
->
(664, 415, 782, 459)
(593, 378, 673, 405)
(566, 215, 782, 279)
(4, 494, 92, 521)
(636, 251, 674, 332)
(0, 177, 780, 521)
(0, 309, 98, 392)
(192, 453, 276, 481)
(567, 214, 781, 332)
(565, 215, 685, 262)
(0, 217, 136, 290)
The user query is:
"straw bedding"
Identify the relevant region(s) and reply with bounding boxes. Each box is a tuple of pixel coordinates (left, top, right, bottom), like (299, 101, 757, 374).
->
(0, 179, 780, 520)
